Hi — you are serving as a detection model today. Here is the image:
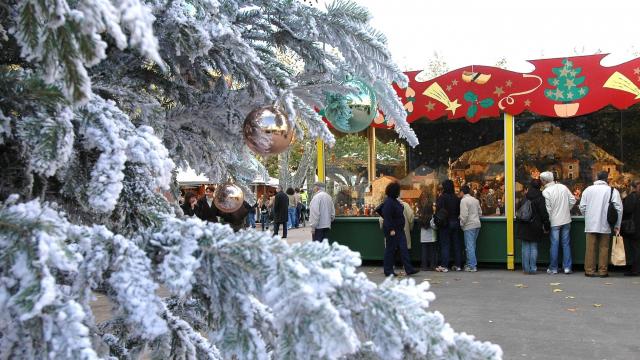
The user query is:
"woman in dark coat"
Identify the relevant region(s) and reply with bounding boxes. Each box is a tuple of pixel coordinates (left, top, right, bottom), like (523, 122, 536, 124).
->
(622, 180, 640, 276)
(380, 182, 418, 277)
(517, 179, 550, 274)
(181, 192, 198, 217)
(272, 185, 289, 238)
(435, 179, 462, 272)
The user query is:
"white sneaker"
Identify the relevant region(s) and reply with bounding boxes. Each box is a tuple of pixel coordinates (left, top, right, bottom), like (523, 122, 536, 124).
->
(564, 268, 573, 274)
(547, 269, 558, 275)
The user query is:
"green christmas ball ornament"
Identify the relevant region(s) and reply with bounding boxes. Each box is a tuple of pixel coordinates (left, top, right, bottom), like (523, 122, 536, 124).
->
(324, 78, 377, 133)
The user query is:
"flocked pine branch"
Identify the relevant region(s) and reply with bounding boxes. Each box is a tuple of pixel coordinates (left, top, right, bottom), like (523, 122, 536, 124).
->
(0, 0, 501, 358)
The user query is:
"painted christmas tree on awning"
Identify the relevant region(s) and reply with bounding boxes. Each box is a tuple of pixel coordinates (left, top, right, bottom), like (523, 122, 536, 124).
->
(544, 58, 590, 117)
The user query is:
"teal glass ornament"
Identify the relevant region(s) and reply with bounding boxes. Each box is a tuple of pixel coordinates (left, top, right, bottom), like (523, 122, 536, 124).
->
(324, 78, 377, 133)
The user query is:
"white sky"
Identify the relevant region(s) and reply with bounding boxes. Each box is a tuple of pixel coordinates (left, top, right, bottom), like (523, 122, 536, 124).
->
(353, 0, 640, 73)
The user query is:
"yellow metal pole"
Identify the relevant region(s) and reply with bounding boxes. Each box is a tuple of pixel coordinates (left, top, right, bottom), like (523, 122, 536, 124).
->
(316, 139, 325, 183)
(367, 127, 376, 182)
(504, 113, 516, 270)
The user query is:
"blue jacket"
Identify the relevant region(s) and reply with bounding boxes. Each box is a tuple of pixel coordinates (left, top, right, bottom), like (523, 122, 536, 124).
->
(381, 197, 405, 236)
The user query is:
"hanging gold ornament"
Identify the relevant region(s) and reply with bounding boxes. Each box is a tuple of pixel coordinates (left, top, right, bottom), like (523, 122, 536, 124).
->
(243, 106, 294, 156)
(214, 182, 244, 213)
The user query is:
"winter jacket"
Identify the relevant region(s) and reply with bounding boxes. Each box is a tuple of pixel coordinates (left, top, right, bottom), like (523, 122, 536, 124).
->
(542, 181, 576, 227)
(272, 191, 289, 223)
(622, 191, 640, 239)
(436, 181, 461, 222)
(380, 197, 405, 237)
(196, 197, 219, 222)
(459, 194, 482, 231)
(181, 202, 197, 217)
(579, 180, 623, 233)
(516, 188, 550, 242)
(309, 190, 335, 229)
(400, 200, 415, 248)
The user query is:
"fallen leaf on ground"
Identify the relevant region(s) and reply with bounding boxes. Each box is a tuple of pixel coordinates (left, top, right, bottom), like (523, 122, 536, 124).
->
(553, 288, 563, 293)
(472, 281, 479, 284)
(565, 296, 575, 299)
(454, 278, 462, 281)
(593, 304, 602, 308)
(604, 282, 613, 286)
(514, 284, 528, 288)
(567, 308, 577, 312)
(549, 282, 562, 286)
(423, 278, 432, 281)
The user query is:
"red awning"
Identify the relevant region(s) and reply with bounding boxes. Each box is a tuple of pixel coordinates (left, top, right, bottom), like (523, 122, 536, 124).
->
(384, 53, 640, 125)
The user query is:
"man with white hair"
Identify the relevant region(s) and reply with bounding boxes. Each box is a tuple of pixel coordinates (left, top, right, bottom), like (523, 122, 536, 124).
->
(540, 171, 576, 274)
(309, 182, 335, 242)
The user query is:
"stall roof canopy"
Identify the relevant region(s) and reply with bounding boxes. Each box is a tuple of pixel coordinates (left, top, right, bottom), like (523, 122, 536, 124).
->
(387, 54, 640, 124)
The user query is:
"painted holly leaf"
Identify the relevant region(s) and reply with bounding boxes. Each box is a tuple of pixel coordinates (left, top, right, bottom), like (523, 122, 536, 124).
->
(467, 104, 478, 118)
(464, 91, 478, 102)
(479, 98, 494, 108)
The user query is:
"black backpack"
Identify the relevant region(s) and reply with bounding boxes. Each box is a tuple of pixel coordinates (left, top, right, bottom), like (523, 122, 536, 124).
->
(607, 187, 618, 228)
(433, 207, 449, 228)
(516, 199, 534, 223)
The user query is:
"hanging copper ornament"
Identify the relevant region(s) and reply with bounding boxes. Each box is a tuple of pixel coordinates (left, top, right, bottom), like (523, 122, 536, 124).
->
(243, 106, 294, 156)
(213, 182, 244, 213)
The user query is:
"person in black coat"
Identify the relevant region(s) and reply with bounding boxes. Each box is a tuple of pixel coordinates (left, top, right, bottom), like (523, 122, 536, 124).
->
(622, 180, 640, 276)
(220, 200, 251, 232)
(380, 182, 418, 277)
(435, 179, 463, 272)
(272, 185, 289, 238)
(196, 186, 219, 223)
(181, 192, 198, 217)
(516, 179, 550, 274)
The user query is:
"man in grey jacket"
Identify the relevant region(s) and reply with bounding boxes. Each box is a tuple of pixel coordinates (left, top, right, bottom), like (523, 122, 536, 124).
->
(540, 171, 576, 274)
(459, 185, 482, 272)
(579, 171, 623, 278)
(309, 182, 335, 242)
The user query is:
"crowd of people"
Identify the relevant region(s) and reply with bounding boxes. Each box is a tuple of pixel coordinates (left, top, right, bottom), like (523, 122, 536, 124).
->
(179, 170, 640, 278)
(377, 170, 640, 278)
(179, 183, 337, 243)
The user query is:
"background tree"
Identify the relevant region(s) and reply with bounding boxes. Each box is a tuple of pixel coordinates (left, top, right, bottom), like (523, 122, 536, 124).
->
(0, 0, 502, 359)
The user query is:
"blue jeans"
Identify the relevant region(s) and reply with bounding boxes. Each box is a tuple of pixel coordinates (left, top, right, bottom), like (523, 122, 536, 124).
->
(549, 223, 572, 271)
(287, 208, 296, 229)
(383, 230, 415, 276)
(260, 213, 270, 231)
(464, 227, 480, 268)
(522, 240, 538, 273)
(440, 221, 463, 268)
(247, 212, 256, 228)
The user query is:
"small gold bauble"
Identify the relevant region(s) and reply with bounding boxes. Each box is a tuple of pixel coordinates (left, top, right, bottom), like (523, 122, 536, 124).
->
(243, 106, 294, 156)
(213, 183, 244, 213)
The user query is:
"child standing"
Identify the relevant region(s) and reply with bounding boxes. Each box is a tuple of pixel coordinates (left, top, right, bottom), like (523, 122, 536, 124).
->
(420, 202, 438, 271)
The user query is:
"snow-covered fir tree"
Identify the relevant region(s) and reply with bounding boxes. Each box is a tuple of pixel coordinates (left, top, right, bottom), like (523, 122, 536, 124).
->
(0, 0, 502, 358)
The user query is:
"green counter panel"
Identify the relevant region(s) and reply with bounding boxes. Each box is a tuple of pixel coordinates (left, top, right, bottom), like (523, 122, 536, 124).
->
(330, 217, 587, 266)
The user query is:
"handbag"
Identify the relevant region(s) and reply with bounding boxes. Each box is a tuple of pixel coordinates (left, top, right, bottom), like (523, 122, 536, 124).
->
(607, 187, 618, 228)
(621, 219, 636, 235)
(610, 234, 626, 266)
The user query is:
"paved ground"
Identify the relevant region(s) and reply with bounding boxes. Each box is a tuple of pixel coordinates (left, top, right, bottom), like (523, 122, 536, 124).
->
(92, 224, 640, 359)
(283, 225, 640, 360)
(361, 266, 640, 360)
